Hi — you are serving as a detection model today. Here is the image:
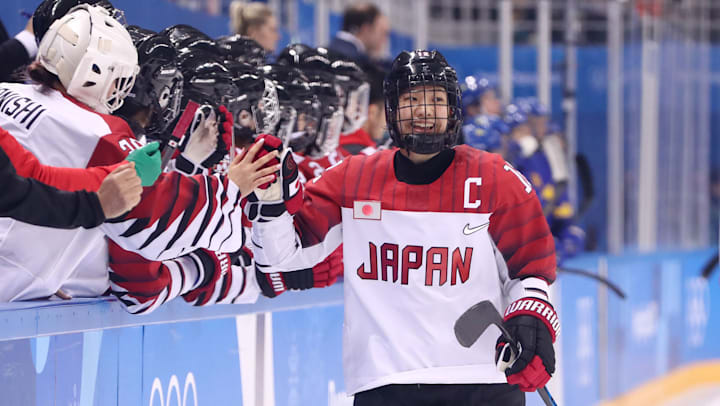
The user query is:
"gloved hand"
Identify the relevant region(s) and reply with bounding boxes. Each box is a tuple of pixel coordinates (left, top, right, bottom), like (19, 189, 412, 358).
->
(182, 249, 233, 306)
(227, 137, 280, 198)
(256, 248, 344, 298)
(243, 134, 303, 222)
(495, 297, 559, 392)
(217, 105, 234, 154)
(175, 105, 234, 174)
(126, 141, 161, 186)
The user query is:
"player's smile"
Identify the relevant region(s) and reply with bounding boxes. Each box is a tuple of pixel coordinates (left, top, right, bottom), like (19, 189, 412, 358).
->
(412, 121, 436, 133)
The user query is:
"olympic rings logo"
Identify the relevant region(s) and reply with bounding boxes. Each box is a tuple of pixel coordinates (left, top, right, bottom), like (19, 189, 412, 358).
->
(149, 372, 198, 406)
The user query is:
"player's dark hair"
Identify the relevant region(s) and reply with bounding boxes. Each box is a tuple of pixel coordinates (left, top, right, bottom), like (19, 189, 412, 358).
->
(341, 3, 381, 33)
(27, 61, 62, 92)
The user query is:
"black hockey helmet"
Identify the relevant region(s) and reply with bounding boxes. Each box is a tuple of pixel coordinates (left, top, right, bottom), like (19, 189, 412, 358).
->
(276, 43, 316, 66)
(217, 35, 266, 67)
(33, 0, 116, 44)
(306, 77, 344, 158)
(162, 25, 221, 59)
(224, 61, 280, 145)
(384, 49, 462, 154)
(260, 64, 321, 152)
(171, 54, 239, 164)
(179, 52, 238, 109)
(315, 48, 369, 134)
(278, 45, 368, 133)
(120, 26, 183, 137)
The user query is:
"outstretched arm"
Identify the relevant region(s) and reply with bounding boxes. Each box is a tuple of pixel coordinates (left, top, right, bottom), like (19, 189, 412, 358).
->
(91, 132, 277, 261)
(251, 154, 347, 274)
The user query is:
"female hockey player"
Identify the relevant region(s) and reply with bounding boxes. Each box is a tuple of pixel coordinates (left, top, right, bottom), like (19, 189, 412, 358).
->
(248, 50, 559, 405)
(0, 4, 276, 302)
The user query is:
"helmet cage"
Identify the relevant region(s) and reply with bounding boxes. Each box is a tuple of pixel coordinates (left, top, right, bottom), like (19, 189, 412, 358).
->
(275, 105, 297, 147)
(385, 70, 462, 154)
(65, 46, 138, 114)
(313, 106, 344, 158)
(39, 4, 139, 114)
(343, 80, 369, 134)
(145, 65, 184, 136)
(254, 78, 280, 134)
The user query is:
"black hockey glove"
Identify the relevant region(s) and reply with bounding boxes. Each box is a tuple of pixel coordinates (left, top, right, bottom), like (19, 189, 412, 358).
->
(495, 297, 558, 392)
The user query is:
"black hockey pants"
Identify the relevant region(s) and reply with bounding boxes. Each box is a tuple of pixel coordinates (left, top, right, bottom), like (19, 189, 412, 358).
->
(353, 383, 525, 406)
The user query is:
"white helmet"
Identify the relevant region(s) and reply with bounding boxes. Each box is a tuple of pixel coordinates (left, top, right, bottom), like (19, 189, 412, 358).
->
(37, 4, 139, 114)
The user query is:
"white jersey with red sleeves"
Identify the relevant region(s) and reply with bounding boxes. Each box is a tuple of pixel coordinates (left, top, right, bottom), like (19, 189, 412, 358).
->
(0, 83, 245, 301)
(251, 145, 556, 394)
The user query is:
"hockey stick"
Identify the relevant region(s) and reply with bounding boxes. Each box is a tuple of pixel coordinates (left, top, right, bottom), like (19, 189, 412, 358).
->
(557, 267, 626, 299)
(454, 301, 558, 406)
(160, 100, 200, 170)
(701, 252, 719, 279)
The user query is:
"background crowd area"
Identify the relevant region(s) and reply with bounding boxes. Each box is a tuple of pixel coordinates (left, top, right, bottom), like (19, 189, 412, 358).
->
(3, 0, 717, 253)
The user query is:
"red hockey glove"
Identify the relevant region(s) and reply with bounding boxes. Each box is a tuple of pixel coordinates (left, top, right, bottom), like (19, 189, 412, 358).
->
(236, 133, 279, 189)
(255, 249, 343, 298)
(182, 249, 233, 306)
(217, 105, 234, 151)
(495, 297, 558, 392)
(243, 134, 302, 222)
(312, 246, 344, 287)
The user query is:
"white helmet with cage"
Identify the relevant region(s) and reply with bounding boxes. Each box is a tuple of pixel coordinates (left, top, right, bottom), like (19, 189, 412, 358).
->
(37, 4, 139, 114)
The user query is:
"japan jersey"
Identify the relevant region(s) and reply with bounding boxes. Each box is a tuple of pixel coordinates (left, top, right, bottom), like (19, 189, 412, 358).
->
(0, 83, 245, 301)
(251, 145, 556, 394)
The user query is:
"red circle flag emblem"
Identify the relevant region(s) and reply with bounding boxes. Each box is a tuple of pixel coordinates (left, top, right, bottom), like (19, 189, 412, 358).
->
(362, 204, 373, 216)
(353, 200, 382, 220)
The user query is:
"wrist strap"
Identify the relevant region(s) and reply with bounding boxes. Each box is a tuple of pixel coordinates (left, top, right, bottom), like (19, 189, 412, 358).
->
(175, 154, 206, 175)
(504, 297, 559, 342)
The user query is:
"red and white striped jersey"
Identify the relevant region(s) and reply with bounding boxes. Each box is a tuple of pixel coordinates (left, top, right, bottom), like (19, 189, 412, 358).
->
(251, 145, 556, 394)
(0, 83, 245, 301)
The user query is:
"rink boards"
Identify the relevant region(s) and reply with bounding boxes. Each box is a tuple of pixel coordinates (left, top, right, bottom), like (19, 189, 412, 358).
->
(0, 248, 717, 406)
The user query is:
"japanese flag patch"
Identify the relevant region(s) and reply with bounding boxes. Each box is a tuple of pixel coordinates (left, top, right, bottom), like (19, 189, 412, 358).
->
(353, 200, 382, 220)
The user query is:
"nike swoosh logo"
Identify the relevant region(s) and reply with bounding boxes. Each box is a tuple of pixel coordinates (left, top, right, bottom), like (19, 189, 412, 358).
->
(463, 222, 490, 235)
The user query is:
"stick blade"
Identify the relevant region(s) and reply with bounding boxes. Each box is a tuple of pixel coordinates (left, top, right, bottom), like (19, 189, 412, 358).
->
(454, 300, 503, 348)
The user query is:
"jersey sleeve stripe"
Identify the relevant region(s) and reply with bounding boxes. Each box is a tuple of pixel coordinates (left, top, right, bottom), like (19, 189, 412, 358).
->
(351, 155, 368, 201)
(162, 176, 201, 252)
(139, 174, 182, 249)
(211, 180, 240, 249)
(115, 217, 151, 235)
(498, 229, 554, 263)
(191, 176, 218, 247)
(491, 209, 546, 243)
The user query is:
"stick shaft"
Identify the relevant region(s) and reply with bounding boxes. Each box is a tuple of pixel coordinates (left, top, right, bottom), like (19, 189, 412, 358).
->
(558, 267, 626, 299)
(538, 387, 558, 406)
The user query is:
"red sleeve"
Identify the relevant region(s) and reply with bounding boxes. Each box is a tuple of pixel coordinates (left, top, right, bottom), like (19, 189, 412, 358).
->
(108, 240, 191, 314)
(109, 239, 246, 313)
(488, 154, 556, 283)
(0, 126, 120, 192)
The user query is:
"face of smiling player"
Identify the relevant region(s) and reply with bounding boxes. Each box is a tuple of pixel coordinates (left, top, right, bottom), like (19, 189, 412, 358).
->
(396, 84, 449, 137)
